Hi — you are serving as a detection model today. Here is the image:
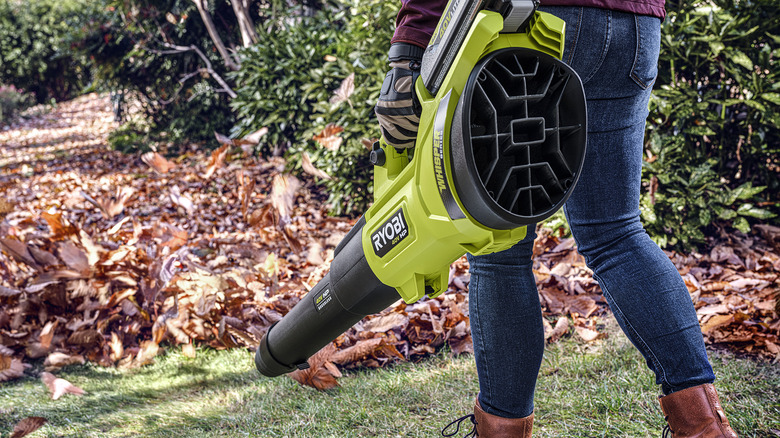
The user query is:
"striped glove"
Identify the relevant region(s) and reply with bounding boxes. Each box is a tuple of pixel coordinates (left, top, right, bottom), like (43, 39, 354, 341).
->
(375, 59, 422, 149)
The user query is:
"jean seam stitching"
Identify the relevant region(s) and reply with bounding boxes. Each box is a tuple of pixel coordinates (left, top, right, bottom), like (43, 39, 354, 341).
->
(630, 14, 650, 89)
(582, 10, 611, 84)
(596, 274, 671, 389)
(471, 274, 492, 407)
(566, 7, 583, 66)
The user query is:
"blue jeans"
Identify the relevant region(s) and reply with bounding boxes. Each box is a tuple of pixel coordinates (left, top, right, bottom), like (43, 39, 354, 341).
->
(467, 7, 716, 419)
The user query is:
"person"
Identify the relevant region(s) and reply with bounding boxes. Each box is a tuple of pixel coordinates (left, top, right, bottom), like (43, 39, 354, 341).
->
(375, 0, 739, 437)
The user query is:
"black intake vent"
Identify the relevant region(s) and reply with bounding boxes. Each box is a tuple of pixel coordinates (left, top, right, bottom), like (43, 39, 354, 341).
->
(450, 47, 587, 229)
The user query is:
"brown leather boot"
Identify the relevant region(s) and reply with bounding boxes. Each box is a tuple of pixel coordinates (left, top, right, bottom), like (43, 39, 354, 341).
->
(473, 399, 533, 438)
(659, 383, 738, 437)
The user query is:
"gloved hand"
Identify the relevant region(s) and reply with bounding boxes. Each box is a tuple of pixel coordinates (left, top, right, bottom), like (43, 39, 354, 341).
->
(375, 44, 423, 149)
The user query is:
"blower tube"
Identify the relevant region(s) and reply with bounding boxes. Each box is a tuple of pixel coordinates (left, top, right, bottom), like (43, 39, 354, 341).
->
(255, 217, 399, 377)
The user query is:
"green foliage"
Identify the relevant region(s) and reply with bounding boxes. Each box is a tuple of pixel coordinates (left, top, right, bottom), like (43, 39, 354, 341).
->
(0, 84, 34, 123)
(643, 0, 779, 249)
(0, 0, 94, 103)
(231, 13, 343, 155)
(107, 121, 150, 154)
(75, 0, 237, 149)
(232, 0, 396, 216)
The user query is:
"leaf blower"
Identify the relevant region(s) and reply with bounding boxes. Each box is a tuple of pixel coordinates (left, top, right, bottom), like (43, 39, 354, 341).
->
(256, 0, 587, 377)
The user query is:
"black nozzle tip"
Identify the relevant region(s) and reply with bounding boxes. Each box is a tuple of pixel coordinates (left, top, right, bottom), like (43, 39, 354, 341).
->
(255, 327, 297, 377)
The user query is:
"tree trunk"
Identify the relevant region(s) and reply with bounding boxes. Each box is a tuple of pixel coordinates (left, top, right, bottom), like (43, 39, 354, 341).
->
(191, 0, 241, 71)
(231, 0, 258, 47)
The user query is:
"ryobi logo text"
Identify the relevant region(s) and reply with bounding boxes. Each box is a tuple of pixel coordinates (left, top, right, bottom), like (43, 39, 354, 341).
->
(371, 208, 409, 257)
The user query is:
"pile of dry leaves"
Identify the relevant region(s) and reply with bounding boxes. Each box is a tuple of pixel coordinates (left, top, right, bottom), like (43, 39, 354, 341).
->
(0, 94, 777, 391)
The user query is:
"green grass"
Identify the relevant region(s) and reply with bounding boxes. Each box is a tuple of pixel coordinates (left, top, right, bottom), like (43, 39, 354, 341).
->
(1, 320, 778, 437)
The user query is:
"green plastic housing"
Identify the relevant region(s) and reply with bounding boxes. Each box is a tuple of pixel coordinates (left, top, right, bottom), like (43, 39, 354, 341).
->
(362, 11, 567, 304)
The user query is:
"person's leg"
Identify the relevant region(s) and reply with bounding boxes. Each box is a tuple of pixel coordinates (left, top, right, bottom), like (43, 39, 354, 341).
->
(467, 227, 543, 419)
(466, 8, 717, 424)
(551, 7, 716, 394)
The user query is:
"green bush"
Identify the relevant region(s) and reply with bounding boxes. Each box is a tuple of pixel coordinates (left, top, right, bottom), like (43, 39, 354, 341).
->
(232, 0, 396, 216)
(76, 0, 237, 149)
(231, 13, 343, 156)
(0, 84, 34, 123)
(0, 0, 93, 103)
(642, 0, 778, 249)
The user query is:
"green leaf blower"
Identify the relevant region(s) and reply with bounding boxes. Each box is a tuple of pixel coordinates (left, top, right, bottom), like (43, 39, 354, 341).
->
(256, 0, 587, 377)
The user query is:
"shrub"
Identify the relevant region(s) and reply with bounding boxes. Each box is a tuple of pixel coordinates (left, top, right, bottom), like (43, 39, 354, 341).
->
(0, 0, 93, 103)
(76, 0, 237, 149)
(0, 84, 34, 123)
(230, 12, 343, 156)
(642, 0, 778, 249)
(232, 0, 396, 216)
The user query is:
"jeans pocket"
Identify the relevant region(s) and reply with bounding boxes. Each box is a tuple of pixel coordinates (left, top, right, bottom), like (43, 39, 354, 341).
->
(630, 15, 661, 90)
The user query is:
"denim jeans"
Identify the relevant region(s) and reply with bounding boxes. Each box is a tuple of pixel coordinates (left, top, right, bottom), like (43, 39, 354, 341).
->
(467, 7, 716, 419)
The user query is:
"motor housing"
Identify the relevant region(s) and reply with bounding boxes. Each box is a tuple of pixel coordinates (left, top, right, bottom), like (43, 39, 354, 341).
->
(450, 47, 586, 229)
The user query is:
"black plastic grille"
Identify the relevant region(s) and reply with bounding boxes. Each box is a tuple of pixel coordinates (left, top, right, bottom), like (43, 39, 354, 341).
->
(450, 47, 586, 229)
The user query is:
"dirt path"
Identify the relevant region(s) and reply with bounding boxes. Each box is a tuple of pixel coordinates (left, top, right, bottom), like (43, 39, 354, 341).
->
(1, 94, 119, 174)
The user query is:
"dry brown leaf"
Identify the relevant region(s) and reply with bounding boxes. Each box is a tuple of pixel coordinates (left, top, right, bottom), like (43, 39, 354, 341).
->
(169, 186, 195, 215)
(301, 152, 332, 181)
(0, 284, 22, 297)
(271, 174, 301, 222)
(44, 352, 86, 369)
(182, 341, 196, 358)
(701, 314, 734, 334)
(243, 127, 268, 145)
(331, 338, 384, 365)
(0, 237, 40, 268)
(449, 333, 473, 356)
(574, 325, 607, 342)
(131, 341, 160, 368)
(289, 363, 340, 390)
(0, 197, 14, 217)
(39, 321, 58, 350)
(153, 222, 188, 250)
(57, 240, 90, 273)
(204, 144, 228, 179)
(86, 187, 135, 219)
(41, 372, 85, 400)
(567, 295, 599, 318)
(546, 317, 570, 343)
(214, 131, 233, 145)
(67, 329, 103, 347)
(109, 332, 124, 363)
(1, 345, 27, 382)
(141, 152, 176, 174)
(288, 343, 340, 390)
(313, 124, 344, 152)
(41, 211, 79, 239)
(9, 416, 47, 438)
(330, 72, 355, 107)
(237, 171, 256, 220)
(362, 313, 409, 333)
(323, 361, 342, 378)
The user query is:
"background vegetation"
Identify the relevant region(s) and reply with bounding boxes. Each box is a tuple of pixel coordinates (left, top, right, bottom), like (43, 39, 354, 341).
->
(0, 0, 777, 247)
(642, 0, 779, 249)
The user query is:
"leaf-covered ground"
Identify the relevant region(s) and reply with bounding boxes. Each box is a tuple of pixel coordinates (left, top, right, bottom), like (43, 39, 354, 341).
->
(0, 94, 778, 391)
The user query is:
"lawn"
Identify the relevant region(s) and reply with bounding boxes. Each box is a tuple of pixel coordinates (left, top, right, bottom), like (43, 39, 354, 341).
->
(1, 319, 778, 438)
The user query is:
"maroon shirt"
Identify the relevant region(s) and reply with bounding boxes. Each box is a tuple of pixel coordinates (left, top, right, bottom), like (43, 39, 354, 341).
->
(392, 0, 666, 48)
